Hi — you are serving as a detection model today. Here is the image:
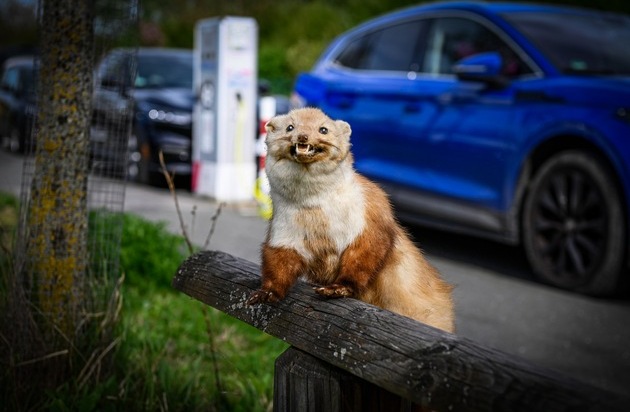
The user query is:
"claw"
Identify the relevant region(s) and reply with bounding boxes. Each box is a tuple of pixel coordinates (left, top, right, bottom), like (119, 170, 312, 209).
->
(314, 284, 353, 298)
(247, 289, 279, 306)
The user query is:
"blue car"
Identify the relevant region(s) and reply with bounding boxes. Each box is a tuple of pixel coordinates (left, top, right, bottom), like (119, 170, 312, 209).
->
(292, 2, 630, 295)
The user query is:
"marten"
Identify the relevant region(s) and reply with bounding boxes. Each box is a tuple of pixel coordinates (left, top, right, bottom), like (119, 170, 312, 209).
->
(247, 107, 454, 333)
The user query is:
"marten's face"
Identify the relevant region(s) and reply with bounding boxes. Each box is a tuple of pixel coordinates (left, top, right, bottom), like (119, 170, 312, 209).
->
(265, 108, 351, 165)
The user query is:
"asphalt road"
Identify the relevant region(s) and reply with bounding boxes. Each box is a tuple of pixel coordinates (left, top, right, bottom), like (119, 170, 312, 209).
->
(1, 150, 629, 398)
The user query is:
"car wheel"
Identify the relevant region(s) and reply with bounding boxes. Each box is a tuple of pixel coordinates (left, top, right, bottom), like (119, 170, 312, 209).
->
(522, 151, 626, 295)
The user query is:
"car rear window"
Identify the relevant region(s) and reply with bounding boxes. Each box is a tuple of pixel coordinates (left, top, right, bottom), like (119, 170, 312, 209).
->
(335, 20, 425, 72)
(136, 53, 193, 89)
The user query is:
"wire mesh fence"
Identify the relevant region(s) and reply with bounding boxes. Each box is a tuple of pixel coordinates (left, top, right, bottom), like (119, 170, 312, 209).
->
(2, 0, 139, 403)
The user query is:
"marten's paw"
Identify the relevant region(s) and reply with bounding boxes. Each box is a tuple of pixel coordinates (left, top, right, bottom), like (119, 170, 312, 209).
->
(314, 284, 354, 298)
(247, 289, 281, 305)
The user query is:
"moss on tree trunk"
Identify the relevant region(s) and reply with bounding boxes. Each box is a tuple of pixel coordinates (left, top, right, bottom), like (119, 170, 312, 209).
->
(27, 0, 94, 340)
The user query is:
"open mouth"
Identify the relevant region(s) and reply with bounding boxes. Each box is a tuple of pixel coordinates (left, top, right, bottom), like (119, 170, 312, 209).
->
(295, 143, 312, 154)
(290, 143, 325, 159)
(291, 143, 315, 157)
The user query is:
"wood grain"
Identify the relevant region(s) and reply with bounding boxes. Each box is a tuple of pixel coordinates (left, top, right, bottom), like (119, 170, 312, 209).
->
(173, 250, 629, 412)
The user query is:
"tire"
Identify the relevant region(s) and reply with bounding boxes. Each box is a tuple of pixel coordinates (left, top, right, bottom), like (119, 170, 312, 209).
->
(522, 151, 626, 296)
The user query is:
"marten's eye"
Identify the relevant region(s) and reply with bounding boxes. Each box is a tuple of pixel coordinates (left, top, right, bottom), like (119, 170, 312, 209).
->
(319, 127, 328, 135)
(286, 125, 294, 132)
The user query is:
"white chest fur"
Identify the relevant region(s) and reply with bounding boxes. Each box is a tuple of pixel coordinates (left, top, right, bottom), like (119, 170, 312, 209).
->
(267, 159, 366, 261)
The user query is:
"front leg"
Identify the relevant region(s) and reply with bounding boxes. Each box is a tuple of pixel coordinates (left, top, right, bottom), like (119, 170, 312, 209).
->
(247, 245, 305, 305)
(315, 225, 396, 299)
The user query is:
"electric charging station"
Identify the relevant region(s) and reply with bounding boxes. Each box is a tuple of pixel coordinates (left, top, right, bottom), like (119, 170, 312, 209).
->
(192, 17, 258, 201)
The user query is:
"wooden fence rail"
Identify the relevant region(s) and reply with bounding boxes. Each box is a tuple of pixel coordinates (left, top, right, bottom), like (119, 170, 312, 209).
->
(172, 250, 629, 412)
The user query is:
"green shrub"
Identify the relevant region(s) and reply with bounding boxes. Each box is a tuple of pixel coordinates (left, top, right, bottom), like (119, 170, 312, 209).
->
(259, 44, 293, 95)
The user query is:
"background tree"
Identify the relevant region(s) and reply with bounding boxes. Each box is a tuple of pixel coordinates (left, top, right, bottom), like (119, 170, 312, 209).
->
(26, 0, 93, 343)
(1, 0, 135, 407)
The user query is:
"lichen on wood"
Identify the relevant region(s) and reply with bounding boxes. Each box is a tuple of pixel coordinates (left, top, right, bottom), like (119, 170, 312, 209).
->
(26, 0, 94, 340)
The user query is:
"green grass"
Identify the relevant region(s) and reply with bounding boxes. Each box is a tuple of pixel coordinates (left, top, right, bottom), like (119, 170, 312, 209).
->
(0, 192, 288, 411)
(92, 289, 284, 411)
(114, 288, 286, 411)
(112, 214, 288, 411)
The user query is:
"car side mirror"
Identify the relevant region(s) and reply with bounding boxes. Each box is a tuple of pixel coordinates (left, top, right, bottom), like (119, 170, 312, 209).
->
(453, 52, 507, 88)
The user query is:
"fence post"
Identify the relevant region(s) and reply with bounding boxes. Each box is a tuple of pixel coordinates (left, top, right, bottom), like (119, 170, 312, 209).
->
(173, 250, 630, 412)
(274, 347, 417, 412)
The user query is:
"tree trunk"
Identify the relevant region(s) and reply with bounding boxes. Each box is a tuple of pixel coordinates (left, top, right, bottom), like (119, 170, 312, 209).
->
(27, 0, 93, 340)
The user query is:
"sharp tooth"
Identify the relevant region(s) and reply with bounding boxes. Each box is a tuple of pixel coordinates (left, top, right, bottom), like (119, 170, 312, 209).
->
(295, 143, 310, 154)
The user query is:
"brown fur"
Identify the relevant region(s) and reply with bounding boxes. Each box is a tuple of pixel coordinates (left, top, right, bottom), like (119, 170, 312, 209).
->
(248, 108, 454, 332)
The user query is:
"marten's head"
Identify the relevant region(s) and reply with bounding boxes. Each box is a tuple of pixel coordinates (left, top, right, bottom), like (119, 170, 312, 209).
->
(265, 108, 351, 166)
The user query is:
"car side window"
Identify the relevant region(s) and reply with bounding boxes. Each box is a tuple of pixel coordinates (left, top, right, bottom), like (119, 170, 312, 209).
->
(335, 20, 426, 73)
(423, 17, 531, 77)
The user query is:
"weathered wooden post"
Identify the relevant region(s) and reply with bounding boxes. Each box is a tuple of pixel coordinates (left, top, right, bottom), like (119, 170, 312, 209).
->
(275, 347, 417, 412)
(173, 250, 630, 412)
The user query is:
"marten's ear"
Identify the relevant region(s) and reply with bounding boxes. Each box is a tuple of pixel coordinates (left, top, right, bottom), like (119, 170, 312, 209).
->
(265, 118, 279, 134)
(335, 120, 351, 142)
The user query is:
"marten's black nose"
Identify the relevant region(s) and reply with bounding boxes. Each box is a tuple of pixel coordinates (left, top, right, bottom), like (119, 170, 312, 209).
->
(297, 134, 308, 143)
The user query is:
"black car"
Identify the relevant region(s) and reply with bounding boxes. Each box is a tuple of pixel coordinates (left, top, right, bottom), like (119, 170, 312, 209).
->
(92, 48, 194, 184)
(0, 56, 36, 153)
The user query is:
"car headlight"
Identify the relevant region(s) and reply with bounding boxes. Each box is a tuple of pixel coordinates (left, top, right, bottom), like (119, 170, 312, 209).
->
(147, 108, 192, 126)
